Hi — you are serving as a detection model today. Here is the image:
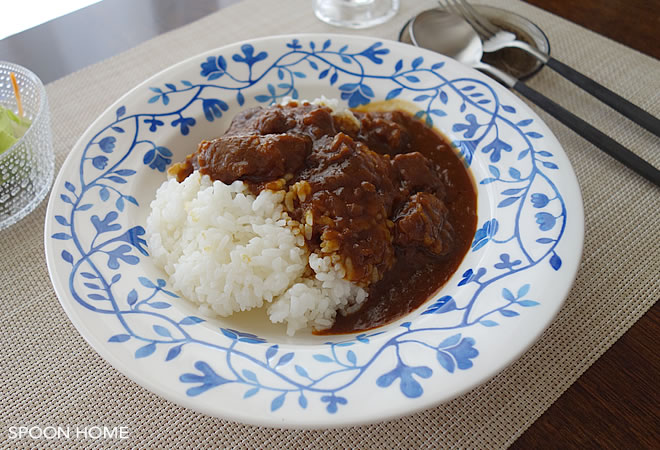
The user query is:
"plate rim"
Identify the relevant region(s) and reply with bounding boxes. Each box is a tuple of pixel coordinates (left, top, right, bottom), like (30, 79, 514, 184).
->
(44, 33, 585, 428)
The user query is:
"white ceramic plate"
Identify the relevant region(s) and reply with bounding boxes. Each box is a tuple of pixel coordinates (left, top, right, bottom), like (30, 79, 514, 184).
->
(45, 34, 583, 428)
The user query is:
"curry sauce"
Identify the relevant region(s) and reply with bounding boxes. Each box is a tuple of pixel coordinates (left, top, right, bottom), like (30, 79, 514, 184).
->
(170, 101, 477, 334)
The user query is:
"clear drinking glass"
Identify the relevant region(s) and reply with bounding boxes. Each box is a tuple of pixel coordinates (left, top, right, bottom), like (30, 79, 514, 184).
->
(313, 0, 399, 29)
(0, 62, 54, 230)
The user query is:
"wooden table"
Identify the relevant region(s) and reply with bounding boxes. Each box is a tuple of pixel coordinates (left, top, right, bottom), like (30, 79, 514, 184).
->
(1, 1, 657, 447)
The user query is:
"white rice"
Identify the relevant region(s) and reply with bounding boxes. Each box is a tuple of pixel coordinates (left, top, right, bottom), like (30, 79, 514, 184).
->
(146, 171, 368, 335)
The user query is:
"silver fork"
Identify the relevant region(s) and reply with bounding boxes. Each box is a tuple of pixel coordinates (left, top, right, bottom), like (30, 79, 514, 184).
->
(439, 0, 660, 138)
(442, 0, 544, 58)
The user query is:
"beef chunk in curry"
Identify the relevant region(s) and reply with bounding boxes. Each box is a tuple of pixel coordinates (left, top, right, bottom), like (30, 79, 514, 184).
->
(170, 101, 477, 333)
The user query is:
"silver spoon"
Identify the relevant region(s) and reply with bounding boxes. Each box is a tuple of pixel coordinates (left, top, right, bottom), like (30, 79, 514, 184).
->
(403, 9, 660, 186)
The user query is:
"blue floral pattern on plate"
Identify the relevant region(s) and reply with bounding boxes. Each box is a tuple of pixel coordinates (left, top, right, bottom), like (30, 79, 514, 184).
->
(45, 35, 583, 427)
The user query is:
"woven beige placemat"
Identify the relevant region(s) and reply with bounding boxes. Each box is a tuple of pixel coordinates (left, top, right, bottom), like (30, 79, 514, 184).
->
(1, 0, 658, 448)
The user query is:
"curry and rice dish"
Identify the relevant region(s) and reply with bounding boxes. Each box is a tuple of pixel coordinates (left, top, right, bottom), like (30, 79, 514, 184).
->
(146, 99, 476, 335)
